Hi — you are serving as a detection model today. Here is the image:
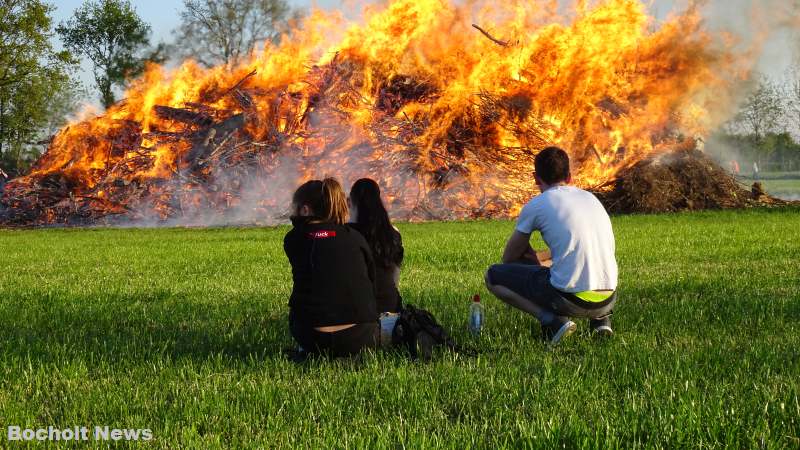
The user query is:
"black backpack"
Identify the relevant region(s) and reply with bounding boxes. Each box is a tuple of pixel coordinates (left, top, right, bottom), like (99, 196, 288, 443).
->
(391, 304, 474, 360)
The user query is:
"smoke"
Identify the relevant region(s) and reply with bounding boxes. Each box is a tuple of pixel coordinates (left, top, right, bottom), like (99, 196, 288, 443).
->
(697, 0, 798, 76)
(123, 106, 428, 227)
(647, 0, 800, 92)
(116, 1, 800, 227)
(653, 0, 800, 172)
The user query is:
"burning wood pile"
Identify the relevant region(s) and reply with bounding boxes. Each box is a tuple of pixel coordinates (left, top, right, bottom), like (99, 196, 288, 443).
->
(0, 0, 768, 227)
(0, 60, 534, 226)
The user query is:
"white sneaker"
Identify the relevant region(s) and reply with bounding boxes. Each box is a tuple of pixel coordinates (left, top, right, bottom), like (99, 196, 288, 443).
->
(594, 325, 614, 337)
(543, 320, 577, 347)
(590, 316, 614, 338)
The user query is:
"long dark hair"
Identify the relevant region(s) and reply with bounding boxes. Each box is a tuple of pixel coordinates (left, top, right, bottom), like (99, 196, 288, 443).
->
(292, 178, 349, 224)
(350, 178, 402, 268)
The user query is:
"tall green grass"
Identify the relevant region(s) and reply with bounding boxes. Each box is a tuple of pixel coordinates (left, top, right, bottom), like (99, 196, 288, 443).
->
(0, 208, 798, 448)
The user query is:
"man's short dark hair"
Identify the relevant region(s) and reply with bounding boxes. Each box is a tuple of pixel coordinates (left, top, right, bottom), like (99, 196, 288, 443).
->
(534, 147, 570, 185)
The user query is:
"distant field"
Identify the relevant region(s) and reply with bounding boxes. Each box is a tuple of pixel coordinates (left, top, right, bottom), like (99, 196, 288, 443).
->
(0, 209, 799, 448)
(761, 179, 800, 200)
(733, 172, 800, 200)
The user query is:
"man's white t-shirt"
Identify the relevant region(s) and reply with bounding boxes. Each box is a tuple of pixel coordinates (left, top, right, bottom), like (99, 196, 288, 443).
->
(515, 185, 618, 293)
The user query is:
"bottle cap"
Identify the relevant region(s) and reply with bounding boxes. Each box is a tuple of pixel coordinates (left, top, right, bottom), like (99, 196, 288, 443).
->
(473, 294, 480, 303)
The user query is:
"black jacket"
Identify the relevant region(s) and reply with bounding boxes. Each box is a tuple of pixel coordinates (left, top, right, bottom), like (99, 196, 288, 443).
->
(284, 217, 378, 327)
(349, 222, 404, 313)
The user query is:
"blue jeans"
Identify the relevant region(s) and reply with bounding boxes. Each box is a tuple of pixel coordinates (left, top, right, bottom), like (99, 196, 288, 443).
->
(487, 263, 616, 320)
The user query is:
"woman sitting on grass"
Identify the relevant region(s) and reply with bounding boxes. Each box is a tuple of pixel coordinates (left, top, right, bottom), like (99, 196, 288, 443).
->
(348, 178, 404, 314)
(284, 178, 378, 358)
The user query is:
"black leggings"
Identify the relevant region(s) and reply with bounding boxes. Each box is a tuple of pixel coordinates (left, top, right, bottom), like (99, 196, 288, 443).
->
(290, 320, 378, 358)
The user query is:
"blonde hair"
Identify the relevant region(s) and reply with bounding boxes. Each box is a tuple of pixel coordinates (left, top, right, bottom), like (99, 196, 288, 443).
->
(321, 178, 348, 224)
(292, 177, 349, 225)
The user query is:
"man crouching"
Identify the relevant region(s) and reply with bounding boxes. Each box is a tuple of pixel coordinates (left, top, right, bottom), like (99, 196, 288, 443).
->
(485, 146, 618, 347)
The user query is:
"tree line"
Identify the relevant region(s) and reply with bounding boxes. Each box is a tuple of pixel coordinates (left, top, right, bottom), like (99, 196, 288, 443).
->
(709, 72, 800, 174)
(0, 0, 296, 177)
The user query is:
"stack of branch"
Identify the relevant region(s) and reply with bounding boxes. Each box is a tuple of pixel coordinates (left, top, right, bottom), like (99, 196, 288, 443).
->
(0, 56, 546, 226)
(592, 148, 797, 214)
(0, 71, 268, 226)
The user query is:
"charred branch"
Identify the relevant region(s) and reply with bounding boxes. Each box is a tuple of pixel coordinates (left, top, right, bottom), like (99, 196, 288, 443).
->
(182, 113, 246, 169)
(472, 24, 509, 47)
(154, 105, 214, 127)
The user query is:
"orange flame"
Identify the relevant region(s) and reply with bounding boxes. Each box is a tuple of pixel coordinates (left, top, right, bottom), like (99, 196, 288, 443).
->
(14, 0, 745, 224)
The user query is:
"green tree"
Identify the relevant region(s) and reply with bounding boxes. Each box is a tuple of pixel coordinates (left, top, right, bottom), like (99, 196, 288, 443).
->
(785, 63, 800, 135)
(770, 132, 800, 171)
(734, 75, 785, 166)
(0, 0, 79, 176)
(57, 0, 164, 108)
(173, 0, 296, 69)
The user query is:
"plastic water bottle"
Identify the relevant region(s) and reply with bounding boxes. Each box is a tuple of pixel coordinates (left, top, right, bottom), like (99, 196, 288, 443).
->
(469, 294, 484, 336)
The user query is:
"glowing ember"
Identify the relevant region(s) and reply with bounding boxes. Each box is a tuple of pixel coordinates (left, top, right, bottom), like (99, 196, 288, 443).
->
(1, 0, 744, 226)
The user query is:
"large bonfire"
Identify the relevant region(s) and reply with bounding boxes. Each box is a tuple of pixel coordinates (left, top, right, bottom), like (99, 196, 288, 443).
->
(1, 0, 749, 226)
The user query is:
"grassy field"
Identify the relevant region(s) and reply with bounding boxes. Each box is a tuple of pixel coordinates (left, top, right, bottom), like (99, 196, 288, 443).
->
(761, 179, 800, 200)
(739, 172, 800, 200)
(0, 209, 799, 448)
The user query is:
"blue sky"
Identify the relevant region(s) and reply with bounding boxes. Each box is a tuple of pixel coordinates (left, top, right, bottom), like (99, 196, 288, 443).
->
(49, 0, 796, 100)
(50, 0, 343, 44)
(49, 0, 342, 99)
(50, 0, 345, 94)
